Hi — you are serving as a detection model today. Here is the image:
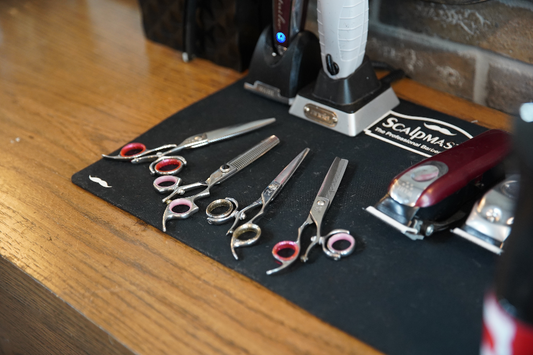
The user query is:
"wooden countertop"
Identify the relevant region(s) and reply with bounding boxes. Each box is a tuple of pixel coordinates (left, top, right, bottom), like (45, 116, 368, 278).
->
(0, 0, 511, 354)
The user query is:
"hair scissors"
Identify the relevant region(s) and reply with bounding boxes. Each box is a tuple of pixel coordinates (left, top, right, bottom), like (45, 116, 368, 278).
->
(205, 148, 310, 260)
(155, 135, 280, 231)
(102, 118, 276, 175)
(266, 157, 355, 275)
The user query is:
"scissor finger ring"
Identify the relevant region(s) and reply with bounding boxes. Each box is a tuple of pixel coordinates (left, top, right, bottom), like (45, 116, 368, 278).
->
(206, 198, 239, 225)
(149, 156, 187, 176)
(230, 223, 262, 260)
(162, 198, 200, 231)
(324, 230, 356, 260)
(153, 176, 181, 194)
(120, 142, 147, 157)
(272, 240, 300, 263)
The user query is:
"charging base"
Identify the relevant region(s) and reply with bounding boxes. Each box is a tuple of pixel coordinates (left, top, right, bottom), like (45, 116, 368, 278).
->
(244, 25, 321, 105)
(289, 60, 400, 136)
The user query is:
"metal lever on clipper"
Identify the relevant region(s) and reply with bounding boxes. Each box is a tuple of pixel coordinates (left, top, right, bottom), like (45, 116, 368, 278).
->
(366, 130, 512, 240)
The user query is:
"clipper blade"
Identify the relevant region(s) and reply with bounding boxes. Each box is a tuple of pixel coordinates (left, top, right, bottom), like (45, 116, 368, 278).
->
(365, 206, 423, 240)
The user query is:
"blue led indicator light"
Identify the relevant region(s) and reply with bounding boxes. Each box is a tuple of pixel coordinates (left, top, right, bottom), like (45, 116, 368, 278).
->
(276, 32, 286, 43)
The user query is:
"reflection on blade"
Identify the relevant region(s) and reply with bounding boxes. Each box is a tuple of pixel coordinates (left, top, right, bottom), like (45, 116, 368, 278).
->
(315, 157, 348, 203)
(205, 118, 276, 144)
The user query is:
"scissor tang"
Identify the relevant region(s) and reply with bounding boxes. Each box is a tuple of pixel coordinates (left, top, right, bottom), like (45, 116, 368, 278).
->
(229, 182, 284, 260)
(161, 135, 280, 231)
(301, 202, 353, 262)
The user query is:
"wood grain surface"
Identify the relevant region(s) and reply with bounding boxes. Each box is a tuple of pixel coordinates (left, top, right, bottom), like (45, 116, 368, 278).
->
(0, 0, 511, 354)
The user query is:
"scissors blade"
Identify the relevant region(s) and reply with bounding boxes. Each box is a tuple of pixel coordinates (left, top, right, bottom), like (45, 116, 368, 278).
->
(208, 135, 280, 186)
(202, 118, 276, 146)
(133, 118, 277, 163)
(273, 148, 310, 186)
(261, 148, 310, 205)
(314, 157, 349, 207)
(227, 135, 280, 172)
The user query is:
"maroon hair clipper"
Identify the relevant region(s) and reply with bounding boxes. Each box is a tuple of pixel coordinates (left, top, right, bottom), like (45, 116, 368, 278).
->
(366, 130, 512, 240)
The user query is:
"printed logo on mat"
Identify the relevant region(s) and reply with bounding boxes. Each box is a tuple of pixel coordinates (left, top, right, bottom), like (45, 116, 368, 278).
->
(364, 111, 473, 157)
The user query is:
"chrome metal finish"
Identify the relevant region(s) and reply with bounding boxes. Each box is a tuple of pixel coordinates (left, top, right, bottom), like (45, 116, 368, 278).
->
(390, 161, 449, 207)
(206, 198, 239, 225)
(452, 175, 519, 253)
(102, 118, 276, 172)
(203, 118, 276, 145)
(303, 104, 338, 127)
(208, 148, 310, 260)
(289, 86, 399, 136)
(267, 157, 354, 275)
(231, 223, 262, 260)
(159, 136, 280, 231)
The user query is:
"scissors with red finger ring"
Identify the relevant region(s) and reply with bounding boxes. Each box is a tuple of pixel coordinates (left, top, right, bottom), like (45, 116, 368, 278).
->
(266, 157, 356, 275)
(102, 118, 276, 176)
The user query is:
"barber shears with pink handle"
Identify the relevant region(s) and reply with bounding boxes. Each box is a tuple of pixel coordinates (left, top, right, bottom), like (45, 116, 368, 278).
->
(154, 135, 280, 232)
(266, 157, 355, 275)
(102, 118, 276, 176)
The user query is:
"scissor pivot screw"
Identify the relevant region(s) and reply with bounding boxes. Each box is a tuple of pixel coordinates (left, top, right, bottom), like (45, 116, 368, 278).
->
(317, 201, 325, 206)
(220, 164, 231, 172)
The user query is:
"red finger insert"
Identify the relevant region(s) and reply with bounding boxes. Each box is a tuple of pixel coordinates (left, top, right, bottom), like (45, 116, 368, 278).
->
(272, 241, 299, 262)
(120, 143, 146, 157)
(155, 158, 183, 173)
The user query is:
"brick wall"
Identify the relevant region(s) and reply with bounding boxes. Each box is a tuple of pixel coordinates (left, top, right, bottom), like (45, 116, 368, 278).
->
(306, 0, 533, 115)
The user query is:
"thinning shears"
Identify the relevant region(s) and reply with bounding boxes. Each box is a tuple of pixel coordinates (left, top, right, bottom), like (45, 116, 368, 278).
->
(205, 148, 310, 260)
(266, 157, 355, 275)
(102, 118, 276, 175)
(154, 135, 280, 231)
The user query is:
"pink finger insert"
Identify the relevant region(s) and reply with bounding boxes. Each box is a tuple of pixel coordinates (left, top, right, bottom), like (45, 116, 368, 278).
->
(154, 176, 179, 188)
(168, 199, 192, 214)
(327, 233, 355, 253)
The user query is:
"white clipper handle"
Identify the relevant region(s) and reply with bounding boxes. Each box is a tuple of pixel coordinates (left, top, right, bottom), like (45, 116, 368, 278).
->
(317, 0, 369, 80)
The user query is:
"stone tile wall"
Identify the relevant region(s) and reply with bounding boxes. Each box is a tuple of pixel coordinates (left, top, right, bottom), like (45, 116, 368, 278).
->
(306, 0, 533, 115)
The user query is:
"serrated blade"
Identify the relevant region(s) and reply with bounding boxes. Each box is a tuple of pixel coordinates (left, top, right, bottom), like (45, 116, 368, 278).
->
(314, 157, 348, 205)
(227, 135, 280, 171)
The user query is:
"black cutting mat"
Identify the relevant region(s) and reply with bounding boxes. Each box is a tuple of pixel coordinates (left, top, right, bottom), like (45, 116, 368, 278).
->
(72, 79, 497, 355)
